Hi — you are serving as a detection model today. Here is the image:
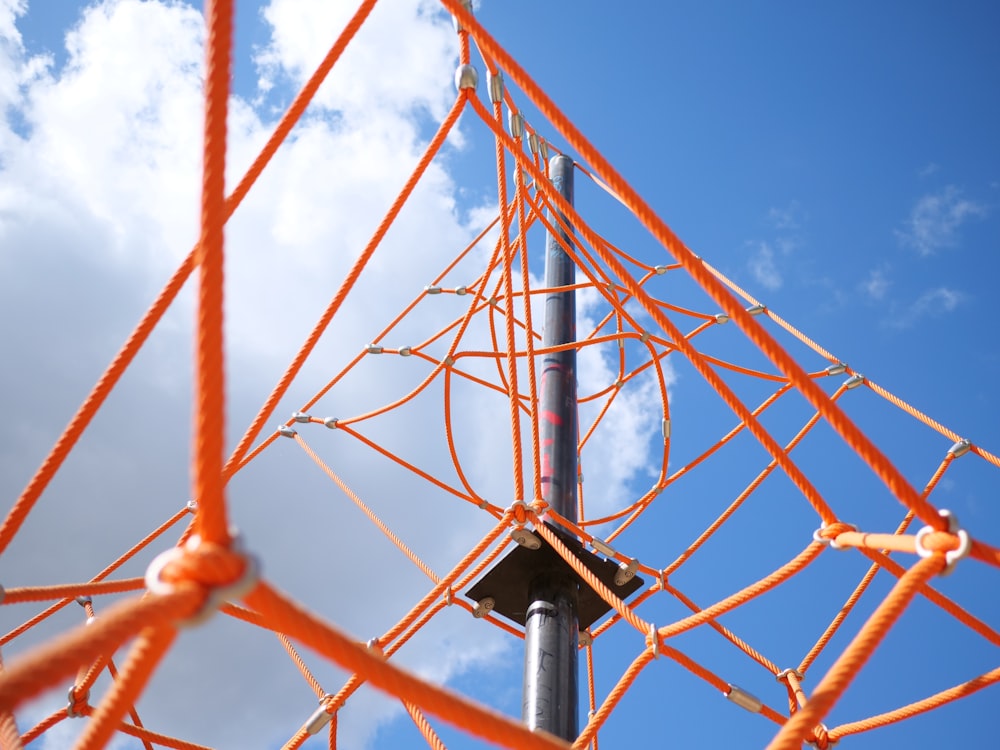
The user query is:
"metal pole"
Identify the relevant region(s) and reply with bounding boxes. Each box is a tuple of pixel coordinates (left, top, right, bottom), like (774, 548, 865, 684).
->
(522, 154, 579, 740)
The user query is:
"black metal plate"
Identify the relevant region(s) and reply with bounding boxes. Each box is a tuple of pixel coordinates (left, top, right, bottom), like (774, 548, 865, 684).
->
(465, 526, 644, 630)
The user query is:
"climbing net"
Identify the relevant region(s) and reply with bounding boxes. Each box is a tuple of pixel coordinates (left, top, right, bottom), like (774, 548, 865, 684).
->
(2, 2, 999, 749)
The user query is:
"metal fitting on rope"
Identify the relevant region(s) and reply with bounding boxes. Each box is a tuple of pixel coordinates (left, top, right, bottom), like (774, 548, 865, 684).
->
(443, 355, 454, 367)
(539, 139, 549, 162)
(0, 584, 4, 605)
(454, 64, 478, 92)
(277, 425, 297, 438)
(508, 499, 530, 525)
(488, 70, 503, 103)
(508, 111, 525, 139)
(590, 536, 616, 558)
(948, 439, 972, 458)
(654, 264, 669, 275)
(825, 362, 848, 376)
(775, 667, 803, 683)
(528, 132, 541, 155)
(511, 527, 541, 550)
(455, 285, 468, 296)
(144, 533, 260, 628)
(746, 304, 766, 316)
(662, 418, 671, 441)
(292, 411, 311, 424)
(323, 417, 339, 429)
(806, 723, 838, 748)
(915, 509, 970, 576)
(715, 313, 730, 324)
(450, 0, 472, 32)
(578, 630, 593, 647)
(424, 285, 442, 295)
(647, 623, 660, 658)
(473, 597, 495, 618)
(66, 686, 90, 718)
(725, 684, 763, 714)
(812, 522, 857, 550)
(398, 346, 412, 357)
(75, 595, 92, 607)
(186, 499, 198, 512)
(615, 558, 639, 587)
(366, 344, 383, 354)
(305, 695, 335, 736)
(844, 373, 865, 389)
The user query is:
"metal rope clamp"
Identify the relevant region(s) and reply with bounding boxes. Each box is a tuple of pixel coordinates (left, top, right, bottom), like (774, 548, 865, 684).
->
(812, 522, 857, 550)
(915, 509, 970, 576)
(144, 532, 260, 627)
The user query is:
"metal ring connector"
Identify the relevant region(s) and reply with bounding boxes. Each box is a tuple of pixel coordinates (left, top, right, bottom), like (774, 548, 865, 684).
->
(915, 510, 971, 576)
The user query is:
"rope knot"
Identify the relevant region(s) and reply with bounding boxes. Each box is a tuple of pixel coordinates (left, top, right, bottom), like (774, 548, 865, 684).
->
(807, 723, 836, 748)
(145, 533, 259, 627)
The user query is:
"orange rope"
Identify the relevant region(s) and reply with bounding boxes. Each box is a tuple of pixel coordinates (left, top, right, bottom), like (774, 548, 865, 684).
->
(765, 554, 945, 750)
(245, 581, 570, 750)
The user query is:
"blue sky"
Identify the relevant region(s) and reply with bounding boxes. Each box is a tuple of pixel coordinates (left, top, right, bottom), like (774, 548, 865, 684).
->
(1, 1, 998, 749)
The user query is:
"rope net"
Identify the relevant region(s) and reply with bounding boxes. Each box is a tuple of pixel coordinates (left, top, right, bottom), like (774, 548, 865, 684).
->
(2, 2, 998, 748)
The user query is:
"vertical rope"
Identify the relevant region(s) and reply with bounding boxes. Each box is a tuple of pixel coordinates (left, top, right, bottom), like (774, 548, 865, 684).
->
(193, 0, 234, 544)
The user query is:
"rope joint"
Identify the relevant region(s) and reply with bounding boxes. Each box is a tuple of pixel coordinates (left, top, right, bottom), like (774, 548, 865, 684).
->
(915, 509, 970, 576)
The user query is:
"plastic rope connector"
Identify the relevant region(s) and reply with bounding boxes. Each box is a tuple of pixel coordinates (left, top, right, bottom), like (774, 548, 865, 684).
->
(915, 509, 971, 576)
(725, 684, 763, 713)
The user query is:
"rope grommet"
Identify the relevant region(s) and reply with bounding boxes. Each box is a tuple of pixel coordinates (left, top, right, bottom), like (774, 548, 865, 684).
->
(66, 686, 89, 718)
(914, 509, 970, 576)
(812, 522, 857, 550)
(144, 534, 260, 628)
(647, 623, 660, 659)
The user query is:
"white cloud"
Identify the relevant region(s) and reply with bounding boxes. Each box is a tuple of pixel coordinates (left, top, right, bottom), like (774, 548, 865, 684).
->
(896, 185, 988, 256)
(887, 286, 966, 329)
(0, 1, 663, 748)
(747, 240, 782, 291)
(860, 264, 891, 301)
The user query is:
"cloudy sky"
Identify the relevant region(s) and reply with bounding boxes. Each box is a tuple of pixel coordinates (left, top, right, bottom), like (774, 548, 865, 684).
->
(2, 1, 999, 749)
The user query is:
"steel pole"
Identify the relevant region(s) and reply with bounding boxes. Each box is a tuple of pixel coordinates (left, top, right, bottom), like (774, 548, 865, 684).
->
(522, 154, 579, 740)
